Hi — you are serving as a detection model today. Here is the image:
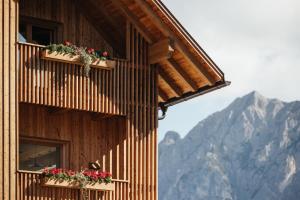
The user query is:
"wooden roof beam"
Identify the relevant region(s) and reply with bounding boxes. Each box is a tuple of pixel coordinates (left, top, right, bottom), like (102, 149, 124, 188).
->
(158, 87, 169, 102)
(158, 96, 164, 103)
(158, 67, 183, 97)
(111, 0, 155, 43)
(174, 44, 215, 85)
(164, 58, 198, 91)
(149, 38, 174, 64)
(133, 0, 217, 85)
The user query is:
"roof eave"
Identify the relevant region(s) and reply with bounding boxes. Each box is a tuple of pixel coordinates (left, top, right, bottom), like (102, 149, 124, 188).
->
(160, 81, 231, 108)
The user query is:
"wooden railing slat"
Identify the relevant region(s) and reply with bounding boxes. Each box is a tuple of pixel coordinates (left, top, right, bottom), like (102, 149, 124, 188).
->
(18, 42, 156, 115)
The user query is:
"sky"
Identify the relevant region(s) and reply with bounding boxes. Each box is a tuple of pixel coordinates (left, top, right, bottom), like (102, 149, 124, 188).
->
(158, 0, 300, 141)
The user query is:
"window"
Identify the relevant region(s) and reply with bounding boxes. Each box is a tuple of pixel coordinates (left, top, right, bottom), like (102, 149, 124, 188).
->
(19, 16, 62, 45)
(31, 26, 55, 45)
(19, 137, 67, 171)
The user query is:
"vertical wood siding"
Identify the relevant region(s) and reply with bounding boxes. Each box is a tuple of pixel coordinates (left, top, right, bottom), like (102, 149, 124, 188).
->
(0, 0, 18, 199)
(18, 43, 129, 115)
(17, 23, 158, 200)
(19, 104, 127, 176)
(19, 0, 114, 56)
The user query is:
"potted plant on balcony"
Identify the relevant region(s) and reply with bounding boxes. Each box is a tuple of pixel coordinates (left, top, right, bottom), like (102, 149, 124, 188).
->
(41, 168, 114, 199)
(40, 41, 116, 76)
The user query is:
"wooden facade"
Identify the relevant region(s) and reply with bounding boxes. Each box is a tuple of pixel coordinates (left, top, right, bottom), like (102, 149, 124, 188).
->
(0, 0, 18, 199)
(0, 0, 228, 199)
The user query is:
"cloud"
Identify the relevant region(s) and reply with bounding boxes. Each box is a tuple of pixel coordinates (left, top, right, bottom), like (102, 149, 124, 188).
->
(158, 0, 300, 140)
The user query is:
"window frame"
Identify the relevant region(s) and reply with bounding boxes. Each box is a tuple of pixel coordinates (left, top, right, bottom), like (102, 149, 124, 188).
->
(19, 15, 63, 45)
(18, 136, 69, 172)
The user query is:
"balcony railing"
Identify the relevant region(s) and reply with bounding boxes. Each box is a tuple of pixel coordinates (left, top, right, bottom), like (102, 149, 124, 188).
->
(17, 170, 129, 200)
(18, 42, 130, 115)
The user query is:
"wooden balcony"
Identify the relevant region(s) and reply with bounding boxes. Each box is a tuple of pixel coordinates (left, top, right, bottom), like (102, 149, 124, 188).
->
(18, 42, 149, 116)
(17, 171, 129, 200)
(17, 41, 158, 200)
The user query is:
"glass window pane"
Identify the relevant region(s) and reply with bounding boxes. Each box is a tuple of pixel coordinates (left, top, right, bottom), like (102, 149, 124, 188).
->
(19, 140, 61, 171)
(32, 26, 53, 45)
(19, 23, 27, 42)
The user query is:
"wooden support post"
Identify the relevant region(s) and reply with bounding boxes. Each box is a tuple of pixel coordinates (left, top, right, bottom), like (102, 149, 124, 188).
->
(149, 38, 174, 64)
(0, 0, 18, 199)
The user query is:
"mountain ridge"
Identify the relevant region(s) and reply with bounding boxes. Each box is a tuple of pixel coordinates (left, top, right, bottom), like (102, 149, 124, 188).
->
(159, 91, 300, 200)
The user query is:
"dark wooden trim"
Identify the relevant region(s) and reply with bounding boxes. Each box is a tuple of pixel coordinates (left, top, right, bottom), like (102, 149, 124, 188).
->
(20, 15, 63, 29)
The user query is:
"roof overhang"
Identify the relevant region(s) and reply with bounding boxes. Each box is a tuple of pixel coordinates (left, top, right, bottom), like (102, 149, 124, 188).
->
(82, 0, 229, 107)
(125, 0, 229, 107)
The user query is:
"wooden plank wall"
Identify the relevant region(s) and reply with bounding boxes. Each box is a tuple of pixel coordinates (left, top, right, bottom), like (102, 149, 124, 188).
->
(125, 24, 158, 200)
(0, 0, 18, 199)
(19, 0, 114, 56)
(19, 103, 127, 175)
(17, 0, 158, 198)
(18, 24, 158, 200)
(19, 104, 129, 200)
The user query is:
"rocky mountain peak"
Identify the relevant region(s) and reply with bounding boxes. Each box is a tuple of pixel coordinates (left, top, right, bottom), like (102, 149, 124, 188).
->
(228, 91, 268, 110)
(159, 92, 300, 200)
(161, 131, 181, 146)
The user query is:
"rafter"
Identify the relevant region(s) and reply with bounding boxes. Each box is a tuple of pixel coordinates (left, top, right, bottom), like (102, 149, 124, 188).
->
(133, 0, 216, 85)
(158, 67, 183, 97)
(164, 59, 198, 91)
(158, 87, 169, 102)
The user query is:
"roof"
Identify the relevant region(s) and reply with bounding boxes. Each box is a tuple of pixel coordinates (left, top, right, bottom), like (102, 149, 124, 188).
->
(82, 0, 229, 107)
(139, 0, 230, 106)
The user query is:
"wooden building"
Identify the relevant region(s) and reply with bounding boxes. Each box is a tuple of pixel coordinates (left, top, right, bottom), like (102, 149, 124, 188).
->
(0, 0, 229, 199)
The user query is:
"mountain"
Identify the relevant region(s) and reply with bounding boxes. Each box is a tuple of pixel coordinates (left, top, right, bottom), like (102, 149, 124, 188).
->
(159, 91, 300, 200)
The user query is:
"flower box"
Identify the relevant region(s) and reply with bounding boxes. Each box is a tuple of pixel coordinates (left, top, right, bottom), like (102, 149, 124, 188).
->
(41, 178, 115, 191)
(40, 50, 116, 70)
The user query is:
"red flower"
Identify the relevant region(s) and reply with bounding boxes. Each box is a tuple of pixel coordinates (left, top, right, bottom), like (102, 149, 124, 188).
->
(50, 168, 62, 175)
(44, 168, 112, 182)
(102, 51, 108, 57)
(87, 48, 95, 54)
(64, 40, 72, 46)
(106, 172, 112, 178)
(67, 170, 75, 176)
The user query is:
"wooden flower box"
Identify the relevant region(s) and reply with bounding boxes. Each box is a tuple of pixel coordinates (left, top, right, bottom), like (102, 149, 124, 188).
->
(40, 50, 116, 69)
(41, 178, 115, 191)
